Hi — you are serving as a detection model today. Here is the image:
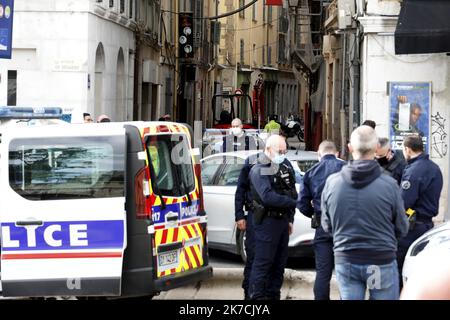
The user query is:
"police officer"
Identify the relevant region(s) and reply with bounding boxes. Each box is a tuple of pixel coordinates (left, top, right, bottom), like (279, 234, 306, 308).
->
(398, 135, 443, 286)
(220, 118, 259, 153)
(375, 137, 406, 185)
(235, 151, 264, 299)
(248, 135, 297, 300)
(297, 140, 345, 300)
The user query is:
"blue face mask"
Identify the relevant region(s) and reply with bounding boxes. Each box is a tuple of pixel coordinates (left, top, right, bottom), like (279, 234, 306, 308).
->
(272, 153, 286, 164)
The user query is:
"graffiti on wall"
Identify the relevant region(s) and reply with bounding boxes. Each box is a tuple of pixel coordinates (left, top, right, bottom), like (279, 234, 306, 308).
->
(431, 112, 448, 158)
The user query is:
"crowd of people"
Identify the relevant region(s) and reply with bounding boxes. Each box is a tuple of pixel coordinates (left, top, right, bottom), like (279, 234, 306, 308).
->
(233, 119, 444, 300)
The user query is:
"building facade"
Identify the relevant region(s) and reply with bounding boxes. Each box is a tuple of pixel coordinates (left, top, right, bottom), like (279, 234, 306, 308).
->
(0, 0, 137, 122)
(321, 0, 449, 221)
(211, 0, 303, 129)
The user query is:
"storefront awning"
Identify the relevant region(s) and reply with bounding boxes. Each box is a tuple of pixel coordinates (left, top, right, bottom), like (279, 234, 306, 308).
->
(395, 0, 450, 54)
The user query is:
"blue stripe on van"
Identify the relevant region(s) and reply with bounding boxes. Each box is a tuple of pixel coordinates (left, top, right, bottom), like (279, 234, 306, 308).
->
(0, 220, 124, 251)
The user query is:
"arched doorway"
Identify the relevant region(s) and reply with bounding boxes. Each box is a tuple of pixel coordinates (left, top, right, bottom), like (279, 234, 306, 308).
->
(94, 43, 105, 119)
(116, 48, 125, 121)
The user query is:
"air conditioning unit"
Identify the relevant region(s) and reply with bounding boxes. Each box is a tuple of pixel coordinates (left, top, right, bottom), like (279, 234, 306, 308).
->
(337, 0, 355, 29)
(143, 59, 159, 84)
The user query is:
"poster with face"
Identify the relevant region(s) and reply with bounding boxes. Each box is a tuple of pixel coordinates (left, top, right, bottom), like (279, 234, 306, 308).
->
(389, 82, 431, 152)
(0, 0, 13, 59)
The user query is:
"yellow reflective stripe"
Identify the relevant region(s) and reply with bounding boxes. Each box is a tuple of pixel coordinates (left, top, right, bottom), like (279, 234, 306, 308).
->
(187, 225, 197, 239)
(155, 230, 163, 246)
(193, 245, 203, 266)
(185, 246, 198, 268)
(193, 223, 203, 243)
(166, 228, 174, 244)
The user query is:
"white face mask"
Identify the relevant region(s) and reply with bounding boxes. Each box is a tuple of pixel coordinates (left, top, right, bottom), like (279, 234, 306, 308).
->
(231, 127, 243, 136)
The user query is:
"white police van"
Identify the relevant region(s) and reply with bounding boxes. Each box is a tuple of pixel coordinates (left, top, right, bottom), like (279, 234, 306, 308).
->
(0, 109, 211, 298)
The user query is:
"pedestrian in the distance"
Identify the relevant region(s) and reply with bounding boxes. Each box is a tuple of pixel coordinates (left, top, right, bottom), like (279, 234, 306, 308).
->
(97, 114, 111, 123)
(83, 113, 93, 123)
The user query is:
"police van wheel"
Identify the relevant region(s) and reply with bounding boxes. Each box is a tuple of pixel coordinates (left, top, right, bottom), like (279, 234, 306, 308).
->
(237, 231, 247, 263)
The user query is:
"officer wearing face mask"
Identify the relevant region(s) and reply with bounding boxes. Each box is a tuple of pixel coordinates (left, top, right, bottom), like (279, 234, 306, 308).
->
(222, 118, 259, 152)
(397, 135, 443, 288)
(248, 135, 298, 300)
(375, 137, 406, 185)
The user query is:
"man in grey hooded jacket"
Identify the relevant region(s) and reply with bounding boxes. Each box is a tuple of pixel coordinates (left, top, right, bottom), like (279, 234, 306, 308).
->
(321, 125, 409, 300)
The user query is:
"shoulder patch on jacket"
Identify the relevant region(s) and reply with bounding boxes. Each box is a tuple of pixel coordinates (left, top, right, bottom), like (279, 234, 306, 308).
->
(401, 180, 411, 190)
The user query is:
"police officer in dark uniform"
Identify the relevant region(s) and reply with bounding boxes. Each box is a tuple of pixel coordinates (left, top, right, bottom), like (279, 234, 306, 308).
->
(375, 137, 406, 185)
(235, 152, 265, 300)
(398, 135, 443, 286)
(248, 135, 297, 300)
(220, 118, 260, 153)
(297, 140, 345, 300)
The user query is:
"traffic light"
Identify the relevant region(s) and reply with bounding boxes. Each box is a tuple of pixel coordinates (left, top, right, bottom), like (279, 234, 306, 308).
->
(178, 12, 194, 59)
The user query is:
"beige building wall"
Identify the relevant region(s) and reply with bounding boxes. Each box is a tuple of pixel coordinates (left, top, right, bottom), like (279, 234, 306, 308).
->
(218, 1, 279, 69)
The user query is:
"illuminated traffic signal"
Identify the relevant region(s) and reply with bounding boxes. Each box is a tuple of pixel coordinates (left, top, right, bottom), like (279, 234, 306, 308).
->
(178, 12, 194, 59)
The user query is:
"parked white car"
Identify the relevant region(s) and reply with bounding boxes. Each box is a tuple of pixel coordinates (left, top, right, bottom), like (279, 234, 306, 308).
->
(402, 221, 450, 285)
(201, 150, 318, 261)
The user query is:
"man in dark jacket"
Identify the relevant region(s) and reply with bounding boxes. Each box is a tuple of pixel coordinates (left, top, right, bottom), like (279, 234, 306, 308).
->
(397, 135, 443, 286)
(235, 152, 265, 299)
(375, 137, 406, 185)
(248, 135, 297, 300)
(321, 125, 409, 300)
(297, 140, 345, 300)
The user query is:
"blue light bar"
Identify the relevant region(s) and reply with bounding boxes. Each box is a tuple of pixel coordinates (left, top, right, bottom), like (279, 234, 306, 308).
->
(0, 107, 63, 119)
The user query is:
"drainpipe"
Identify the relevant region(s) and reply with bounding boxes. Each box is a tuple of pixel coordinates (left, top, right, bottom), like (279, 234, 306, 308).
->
(133, 36, 141, 121)
(354, 26, 361, 128)
(340, 32, 347, 157)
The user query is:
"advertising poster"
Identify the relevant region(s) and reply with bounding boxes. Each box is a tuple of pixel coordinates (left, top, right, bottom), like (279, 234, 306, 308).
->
(0, 0, 14, 59)
(389, 82, 430, 152)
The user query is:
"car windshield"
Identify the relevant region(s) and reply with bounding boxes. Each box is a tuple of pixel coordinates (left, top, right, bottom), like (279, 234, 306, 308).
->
(9, 136, 125, 200)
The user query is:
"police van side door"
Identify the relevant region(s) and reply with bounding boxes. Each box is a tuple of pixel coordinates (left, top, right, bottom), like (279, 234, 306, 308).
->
(0, 125, 127, 297)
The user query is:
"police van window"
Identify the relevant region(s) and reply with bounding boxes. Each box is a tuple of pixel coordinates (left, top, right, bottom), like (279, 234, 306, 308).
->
(147, 141, 174, 192)
(146, 134, 195, 197)
(9, 136, 125, 200)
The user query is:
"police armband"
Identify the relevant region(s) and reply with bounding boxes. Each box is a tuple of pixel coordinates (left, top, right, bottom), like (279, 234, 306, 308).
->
(406, 208, 416, 231)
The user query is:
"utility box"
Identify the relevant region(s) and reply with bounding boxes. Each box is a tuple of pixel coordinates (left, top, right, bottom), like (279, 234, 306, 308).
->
(337, 0, 355, 29)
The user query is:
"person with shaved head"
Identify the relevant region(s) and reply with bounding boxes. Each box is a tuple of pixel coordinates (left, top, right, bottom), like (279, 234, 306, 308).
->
(297, 140, 345, 300)
(321, 126, 409, 300)
(219, 118, 260, 153)
(248, 135, 298, 300)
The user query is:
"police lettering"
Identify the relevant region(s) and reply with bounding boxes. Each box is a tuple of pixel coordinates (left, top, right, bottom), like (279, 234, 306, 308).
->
(1, 224, 89, 248)
(181, 204, 198, 218)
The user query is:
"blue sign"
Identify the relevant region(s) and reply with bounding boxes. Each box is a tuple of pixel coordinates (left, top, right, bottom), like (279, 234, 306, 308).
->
(1, 220, 125, 251)
(0, 0, 14, 59)
(389, 82, 430, 152)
